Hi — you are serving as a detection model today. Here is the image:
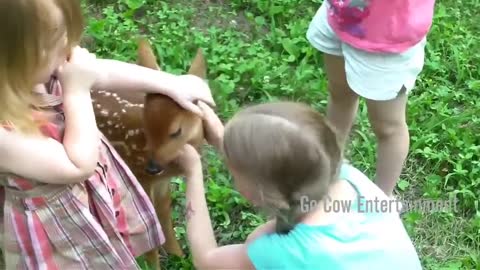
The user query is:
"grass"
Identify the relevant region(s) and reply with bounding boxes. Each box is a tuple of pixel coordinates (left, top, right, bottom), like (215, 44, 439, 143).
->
(82, 0, 480, 269)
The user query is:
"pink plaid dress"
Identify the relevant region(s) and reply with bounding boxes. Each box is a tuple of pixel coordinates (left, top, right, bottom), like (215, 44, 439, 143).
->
(0, 78, 165, 269)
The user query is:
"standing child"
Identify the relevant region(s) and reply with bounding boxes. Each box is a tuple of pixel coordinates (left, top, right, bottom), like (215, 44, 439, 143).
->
(306, 0, 436, 198)
(175, 101, 422, 269)
(0, 0, 214, 269)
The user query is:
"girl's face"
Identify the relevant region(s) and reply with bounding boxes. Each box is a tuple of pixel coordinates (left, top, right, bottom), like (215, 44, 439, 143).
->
(35, 3, 69, 84)
(36, 36, 68, 84)
(228, 161, 289, 213)
(228, 164, 262, 206)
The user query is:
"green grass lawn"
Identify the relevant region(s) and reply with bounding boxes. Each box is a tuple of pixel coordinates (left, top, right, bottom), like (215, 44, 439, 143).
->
(83, 0, 479, 269)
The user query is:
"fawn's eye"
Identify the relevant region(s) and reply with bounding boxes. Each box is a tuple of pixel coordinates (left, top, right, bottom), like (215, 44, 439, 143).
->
(170, 127, 182, 138)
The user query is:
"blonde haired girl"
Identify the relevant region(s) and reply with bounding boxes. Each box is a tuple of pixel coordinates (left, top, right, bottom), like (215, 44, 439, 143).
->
(0, 0, 213, 268)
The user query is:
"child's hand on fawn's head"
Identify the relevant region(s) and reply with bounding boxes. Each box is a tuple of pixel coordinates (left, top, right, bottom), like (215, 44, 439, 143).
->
(198, 101, 224, 150)
(175, 144, 202, 179)
(166, 74, 216, 117)
(57, 46, 99, 93)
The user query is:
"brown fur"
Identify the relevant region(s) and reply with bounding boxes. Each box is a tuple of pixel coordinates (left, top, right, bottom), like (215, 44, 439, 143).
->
(91, 38, 206, 269)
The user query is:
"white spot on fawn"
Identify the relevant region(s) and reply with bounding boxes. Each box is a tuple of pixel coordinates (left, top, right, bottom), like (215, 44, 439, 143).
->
(107, 121, 113, 126)
(100, 109, 109, 116)
(122, 109, 127, 113)
(126, 130, 135, 139)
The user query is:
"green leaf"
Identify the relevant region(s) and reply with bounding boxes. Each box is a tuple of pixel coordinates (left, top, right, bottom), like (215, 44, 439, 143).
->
(124, 0, 145, 10)
(255, 16, 266, 26)
(397, 179, 410, 191)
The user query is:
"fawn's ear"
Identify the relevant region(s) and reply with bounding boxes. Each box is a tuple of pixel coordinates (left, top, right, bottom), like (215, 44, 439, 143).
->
(187, 48, 206, 79)
(137, 38, 161, 71)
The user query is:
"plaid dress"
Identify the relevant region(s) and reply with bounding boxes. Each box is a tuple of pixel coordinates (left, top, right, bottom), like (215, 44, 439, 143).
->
(0, 78, 165, 269)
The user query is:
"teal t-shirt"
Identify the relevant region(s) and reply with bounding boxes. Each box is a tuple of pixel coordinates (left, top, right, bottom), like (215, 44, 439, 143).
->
(247, 162, 422, 270)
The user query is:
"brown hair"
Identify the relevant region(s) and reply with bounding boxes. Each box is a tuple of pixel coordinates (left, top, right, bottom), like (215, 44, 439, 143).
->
(222, 102, 343, 233)
(0, 0, 84, 135)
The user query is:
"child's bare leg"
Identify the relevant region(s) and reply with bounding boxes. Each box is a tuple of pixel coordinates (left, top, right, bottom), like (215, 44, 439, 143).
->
(366, 89, 409, 196)
(323, 54, 360, 147)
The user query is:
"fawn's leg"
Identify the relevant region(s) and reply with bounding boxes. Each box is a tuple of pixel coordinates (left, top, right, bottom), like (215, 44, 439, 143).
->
(141, 180, 162, 270)
(155, 179, 184, 257)
(144, 250, 161, 270)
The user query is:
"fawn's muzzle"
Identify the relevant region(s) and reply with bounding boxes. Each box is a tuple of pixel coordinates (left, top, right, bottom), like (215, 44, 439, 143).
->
(145, 158, 164, 175)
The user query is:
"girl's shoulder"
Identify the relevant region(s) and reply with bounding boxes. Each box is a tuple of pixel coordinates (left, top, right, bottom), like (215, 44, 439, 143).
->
(338, 161, 388, 199)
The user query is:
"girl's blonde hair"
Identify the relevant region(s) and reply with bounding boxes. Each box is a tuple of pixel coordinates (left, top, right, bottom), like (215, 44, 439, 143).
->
(222, 102, 343, 233)
(0, 0, 84, 135)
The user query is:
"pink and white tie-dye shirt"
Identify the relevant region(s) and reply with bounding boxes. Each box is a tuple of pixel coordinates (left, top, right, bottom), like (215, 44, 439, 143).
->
(326, 0, 436, 53)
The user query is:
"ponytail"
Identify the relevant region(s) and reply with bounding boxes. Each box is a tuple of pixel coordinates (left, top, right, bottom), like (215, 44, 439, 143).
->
(274, 199, 305, 234)
(274, 180, 331, 234)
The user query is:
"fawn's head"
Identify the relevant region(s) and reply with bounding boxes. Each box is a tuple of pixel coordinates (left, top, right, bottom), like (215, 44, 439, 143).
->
(137, 38, 206, 175)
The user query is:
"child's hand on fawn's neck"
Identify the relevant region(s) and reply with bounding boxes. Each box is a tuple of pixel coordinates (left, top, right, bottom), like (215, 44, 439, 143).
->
(57, 46, 100, 93)
(176, 144, 202, 179)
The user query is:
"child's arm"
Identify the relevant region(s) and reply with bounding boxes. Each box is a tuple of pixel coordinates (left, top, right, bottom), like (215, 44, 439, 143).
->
(0, 122, 97, 185)
(0, 47, 100, 184)
(92, 58, 215, 116)
(177, 145, 255, 270)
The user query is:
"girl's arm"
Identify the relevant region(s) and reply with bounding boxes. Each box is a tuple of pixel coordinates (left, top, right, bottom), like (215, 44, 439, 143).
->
(0, 91, 99, 184)
(178, 145, 256, 270)
(92, 59, 215, 116)
(0, 47, 100, 185)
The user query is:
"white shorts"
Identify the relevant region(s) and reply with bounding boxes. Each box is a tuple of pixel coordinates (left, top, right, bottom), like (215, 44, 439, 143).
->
(306, 2, 427, 101)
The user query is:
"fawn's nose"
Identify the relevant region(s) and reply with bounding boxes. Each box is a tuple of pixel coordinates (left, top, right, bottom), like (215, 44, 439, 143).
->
(145, 158, 164, 175)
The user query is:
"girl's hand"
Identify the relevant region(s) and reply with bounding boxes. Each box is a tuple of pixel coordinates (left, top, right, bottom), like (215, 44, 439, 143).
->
(166, 74, 215, 116)
(176, 144, 202, 179)
(198, 101, 224, 150)
(57, 46, 99, 93)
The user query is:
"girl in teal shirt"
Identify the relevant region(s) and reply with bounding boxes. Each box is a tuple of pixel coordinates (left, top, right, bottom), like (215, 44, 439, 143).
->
(176, 101, 422, 270)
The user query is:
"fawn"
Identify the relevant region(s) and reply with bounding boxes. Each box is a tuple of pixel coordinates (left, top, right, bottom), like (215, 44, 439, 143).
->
(91, 38, 207, 269)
